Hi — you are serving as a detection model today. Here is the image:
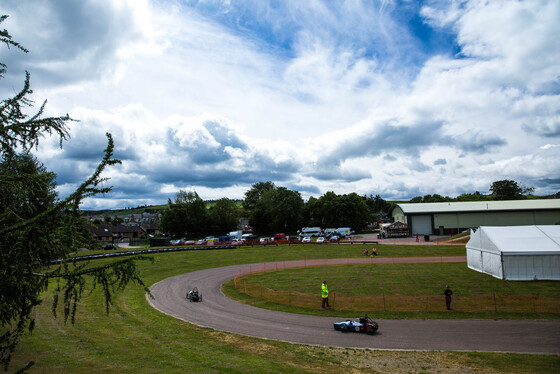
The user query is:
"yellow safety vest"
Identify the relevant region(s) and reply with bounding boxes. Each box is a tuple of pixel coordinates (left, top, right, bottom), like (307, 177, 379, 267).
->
(321, 283, 328, 298)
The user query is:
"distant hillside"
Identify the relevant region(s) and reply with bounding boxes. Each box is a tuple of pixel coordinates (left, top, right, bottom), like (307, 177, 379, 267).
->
(81, 200, 244, 217)
(81, 204, 167, 217)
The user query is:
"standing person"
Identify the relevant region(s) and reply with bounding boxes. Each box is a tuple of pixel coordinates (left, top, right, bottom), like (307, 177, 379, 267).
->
(444, 285, 453, 310)
(321, 280, 330, 308)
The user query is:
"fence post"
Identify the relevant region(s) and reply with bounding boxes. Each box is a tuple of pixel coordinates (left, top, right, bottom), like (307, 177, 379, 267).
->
(533, 294, 536, 313)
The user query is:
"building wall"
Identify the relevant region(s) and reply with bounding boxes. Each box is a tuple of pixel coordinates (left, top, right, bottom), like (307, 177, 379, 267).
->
(391, 202, 560, 236)
(434, 210, 560, 232)
(410, 215, 432, 235)
(392, 206, 406, 224)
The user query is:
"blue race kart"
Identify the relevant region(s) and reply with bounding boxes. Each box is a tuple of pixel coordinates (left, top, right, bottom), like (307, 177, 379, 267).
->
(334, 314, 378, 334)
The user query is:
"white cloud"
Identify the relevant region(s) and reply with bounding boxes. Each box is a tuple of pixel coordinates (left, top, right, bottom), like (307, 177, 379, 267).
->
(1, 0, 558, 208)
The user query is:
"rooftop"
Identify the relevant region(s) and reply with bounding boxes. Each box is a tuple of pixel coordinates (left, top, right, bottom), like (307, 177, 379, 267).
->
(394, 199, 560, 214)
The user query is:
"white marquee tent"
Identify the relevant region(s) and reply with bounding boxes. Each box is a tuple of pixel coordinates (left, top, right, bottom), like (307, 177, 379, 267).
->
(466, 226, 560, 280)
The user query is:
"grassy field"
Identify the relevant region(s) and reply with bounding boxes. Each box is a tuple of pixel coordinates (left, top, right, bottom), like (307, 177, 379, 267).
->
(8, 243, 560, 373)
(229, 262, 560, 318)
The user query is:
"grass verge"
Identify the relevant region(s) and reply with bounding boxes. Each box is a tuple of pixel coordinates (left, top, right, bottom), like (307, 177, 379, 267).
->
(226, 262, 560, 319)
(7, 244, 560, 373)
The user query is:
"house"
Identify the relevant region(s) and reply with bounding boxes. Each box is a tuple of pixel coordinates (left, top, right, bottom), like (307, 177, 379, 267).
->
(88, 224, 114, 242)
(111, 225, 144, 242)
(140, 223, 160, 236)
(87, 224, 145, 243)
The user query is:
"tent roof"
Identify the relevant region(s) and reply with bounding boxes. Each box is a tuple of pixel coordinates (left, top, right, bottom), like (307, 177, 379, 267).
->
(467, 225, 560, 255)
(394, 199, 560, 214)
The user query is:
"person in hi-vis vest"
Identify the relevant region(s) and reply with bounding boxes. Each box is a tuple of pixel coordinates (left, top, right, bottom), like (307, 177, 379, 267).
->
(321, 280, 330, 308)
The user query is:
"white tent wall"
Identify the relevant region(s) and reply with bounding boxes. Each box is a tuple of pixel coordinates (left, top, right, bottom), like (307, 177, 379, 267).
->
(466, 226, 560, 281)
(467, 248, 483, 272)
(502, 255, 560, 280)
(466, 228, 504, 279)
(482, 251, 503, 279)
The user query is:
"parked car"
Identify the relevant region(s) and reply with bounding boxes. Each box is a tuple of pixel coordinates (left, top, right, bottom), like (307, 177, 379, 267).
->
(316, 237, 325, 243)
(102, 243, 118, 250)
(301, 236, 312, 243)
(260, 237, 271, 244)
(329, 235, 340, 242)
(241, 234, 259, 244)
(195, 239, 207, 245)
(274, 233, 287, 242)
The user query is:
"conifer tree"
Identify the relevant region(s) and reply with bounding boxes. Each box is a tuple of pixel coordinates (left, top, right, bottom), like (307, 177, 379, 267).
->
(0, 15, 151, 372)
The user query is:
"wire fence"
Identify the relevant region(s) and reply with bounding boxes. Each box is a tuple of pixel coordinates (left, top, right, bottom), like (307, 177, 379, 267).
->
(233, 260, 560, 313)
(234, 278, 559, 312)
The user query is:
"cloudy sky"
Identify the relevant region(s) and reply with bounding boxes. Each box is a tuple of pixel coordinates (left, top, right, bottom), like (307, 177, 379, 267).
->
(1, 0, 559, 209)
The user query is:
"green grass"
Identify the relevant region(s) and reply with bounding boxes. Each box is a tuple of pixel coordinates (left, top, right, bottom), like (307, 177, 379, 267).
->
(8, 244, 560, 373)
(226, 262, 560, 318)
(238, 262, 560, 297)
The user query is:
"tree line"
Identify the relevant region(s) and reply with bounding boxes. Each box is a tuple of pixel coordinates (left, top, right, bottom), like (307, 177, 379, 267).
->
(159, 181, 384, 239)
(158, 179, 539, 239)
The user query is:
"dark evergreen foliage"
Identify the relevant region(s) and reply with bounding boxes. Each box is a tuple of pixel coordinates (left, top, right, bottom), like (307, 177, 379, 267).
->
(0, 16, 151, 372)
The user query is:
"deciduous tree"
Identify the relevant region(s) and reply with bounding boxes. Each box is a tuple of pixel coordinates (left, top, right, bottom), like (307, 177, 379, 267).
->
(242, 181, 275, 214)
(209, 198, 240, 235)
(248, 186, 304, 234)
(160, 190, 208, 238)
(490, 180, 534, 200)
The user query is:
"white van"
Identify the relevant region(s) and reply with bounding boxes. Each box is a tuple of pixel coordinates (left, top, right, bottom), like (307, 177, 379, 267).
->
(336, 227, 354, 238)
(229, 231, 243, 240)
(298, 227, 322, 237)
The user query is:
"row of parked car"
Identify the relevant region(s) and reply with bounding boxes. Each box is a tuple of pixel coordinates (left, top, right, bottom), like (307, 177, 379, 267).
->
(301, 235, 340, 243)
(168, 233, 343, 247)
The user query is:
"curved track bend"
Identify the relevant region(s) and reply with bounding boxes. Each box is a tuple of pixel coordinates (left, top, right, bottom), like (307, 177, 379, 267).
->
(147, 257, 560, 354)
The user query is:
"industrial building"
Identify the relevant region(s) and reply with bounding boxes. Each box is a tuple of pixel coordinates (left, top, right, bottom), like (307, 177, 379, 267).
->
(390, 199, 560, 236)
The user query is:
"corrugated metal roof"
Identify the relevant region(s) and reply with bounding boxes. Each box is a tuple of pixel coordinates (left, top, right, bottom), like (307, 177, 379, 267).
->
(396, 199, 560, 214)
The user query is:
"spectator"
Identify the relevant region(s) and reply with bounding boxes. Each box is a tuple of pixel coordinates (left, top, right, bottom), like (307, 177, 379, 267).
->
(444, 285, 453, 310)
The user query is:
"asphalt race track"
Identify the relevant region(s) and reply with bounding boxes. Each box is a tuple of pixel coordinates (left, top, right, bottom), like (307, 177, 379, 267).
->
(148, 258, 560, 355)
